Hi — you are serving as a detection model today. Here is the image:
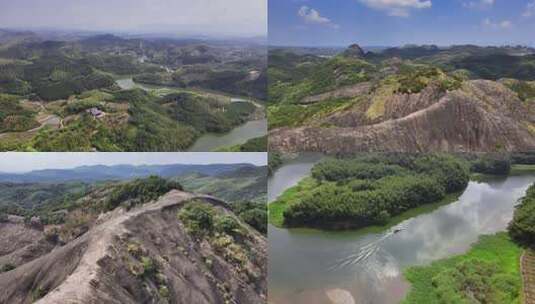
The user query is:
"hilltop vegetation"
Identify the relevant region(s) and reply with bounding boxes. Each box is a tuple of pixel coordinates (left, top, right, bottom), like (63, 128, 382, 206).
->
(268, 45, 535, 153)
(0, 164, 267, 231)
(104, 176, 183, 211)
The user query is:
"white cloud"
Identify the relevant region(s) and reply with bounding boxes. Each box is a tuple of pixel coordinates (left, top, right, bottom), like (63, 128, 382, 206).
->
(523, 1, 535, 17)
(482, 18, 513, 29)
(297, 6, 340, 29)
(463, 0, 494, 9)
(357, 0, 432, 17)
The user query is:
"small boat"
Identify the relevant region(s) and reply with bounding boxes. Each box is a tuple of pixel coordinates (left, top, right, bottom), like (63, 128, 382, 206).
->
(393, 228, 403, 234)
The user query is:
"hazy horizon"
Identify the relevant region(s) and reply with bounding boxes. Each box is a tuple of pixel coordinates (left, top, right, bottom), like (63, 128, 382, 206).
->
(0, 153, 267, 173)
(0, 0, 267, 38)
(268, 43, 535, 48)
(0, 26, 268, 41)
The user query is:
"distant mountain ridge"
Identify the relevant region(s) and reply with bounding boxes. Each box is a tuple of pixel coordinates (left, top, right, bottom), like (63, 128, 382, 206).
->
(0, 163, 259, 183)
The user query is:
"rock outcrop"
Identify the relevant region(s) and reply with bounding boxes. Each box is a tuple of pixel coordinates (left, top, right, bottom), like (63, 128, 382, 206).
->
(342, 44, 365, 59)
(0, 190, 267, 304)
(269, 80, 535, 153)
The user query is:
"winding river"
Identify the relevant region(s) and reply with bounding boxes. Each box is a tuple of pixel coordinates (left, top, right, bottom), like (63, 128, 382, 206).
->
(268, 154, 535, 304)
(115, 78, 267, 151)
(186, 118, 266, 152)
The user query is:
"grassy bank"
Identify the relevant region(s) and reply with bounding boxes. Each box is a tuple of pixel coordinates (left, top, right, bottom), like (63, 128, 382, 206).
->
(402, 233, 523, 304)
(269, 177, 317, 227)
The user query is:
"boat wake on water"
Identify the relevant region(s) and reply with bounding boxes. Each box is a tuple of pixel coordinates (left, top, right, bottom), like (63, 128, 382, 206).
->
(328, 225, 405, 272)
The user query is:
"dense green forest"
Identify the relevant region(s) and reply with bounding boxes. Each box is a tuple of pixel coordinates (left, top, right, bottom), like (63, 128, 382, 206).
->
(0, 182, 92, 224)
(161, 93, 256, 133)
(270, 154, 470, 229)
(104, 176, 183, 211)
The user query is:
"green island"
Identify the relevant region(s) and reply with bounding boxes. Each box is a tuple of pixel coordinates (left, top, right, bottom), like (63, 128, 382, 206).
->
(269, 154, 471, 229)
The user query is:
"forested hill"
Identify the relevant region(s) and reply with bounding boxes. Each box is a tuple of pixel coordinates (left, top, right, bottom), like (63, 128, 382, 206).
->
(268, 44, 535, 153)
(0, 163, 261, 183)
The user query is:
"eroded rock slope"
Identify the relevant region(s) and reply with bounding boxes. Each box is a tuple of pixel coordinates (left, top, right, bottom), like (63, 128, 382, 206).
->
(0, 190, 267, 304)
(269, 80, 535, 153)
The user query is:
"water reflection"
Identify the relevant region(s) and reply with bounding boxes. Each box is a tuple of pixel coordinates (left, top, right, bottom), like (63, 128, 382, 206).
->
(268, 153, 324, 202)
(268, 156, 534, 304)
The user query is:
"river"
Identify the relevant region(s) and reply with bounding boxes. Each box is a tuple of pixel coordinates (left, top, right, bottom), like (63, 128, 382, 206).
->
(115, 78, 267, 151)
(268, 154, 535, 304)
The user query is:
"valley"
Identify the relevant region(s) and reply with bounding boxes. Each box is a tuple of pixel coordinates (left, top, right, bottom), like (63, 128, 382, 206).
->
(0, 29, 267, 151)
(268, 45, 535, 153)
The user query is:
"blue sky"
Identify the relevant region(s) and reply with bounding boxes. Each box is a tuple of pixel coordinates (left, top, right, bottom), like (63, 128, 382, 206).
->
(0, 0, 266, 37)
(269, 0, 535, 46)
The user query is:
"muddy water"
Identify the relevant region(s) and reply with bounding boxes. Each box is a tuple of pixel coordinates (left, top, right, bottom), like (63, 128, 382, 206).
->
(268, 155, 535, 304)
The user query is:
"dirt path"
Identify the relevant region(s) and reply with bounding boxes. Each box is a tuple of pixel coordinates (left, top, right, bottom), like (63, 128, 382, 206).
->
(522, 249, 535, 304)
(27, 114, 61, 132)
(37, 190, 224, 304)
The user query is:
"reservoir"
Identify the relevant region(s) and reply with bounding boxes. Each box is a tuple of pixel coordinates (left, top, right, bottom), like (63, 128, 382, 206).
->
(268, 154, 535, 304)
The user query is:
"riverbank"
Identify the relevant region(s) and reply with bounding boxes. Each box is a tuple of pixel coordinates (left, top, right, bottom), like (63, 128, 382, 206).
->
(402, 233, 523, 304)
